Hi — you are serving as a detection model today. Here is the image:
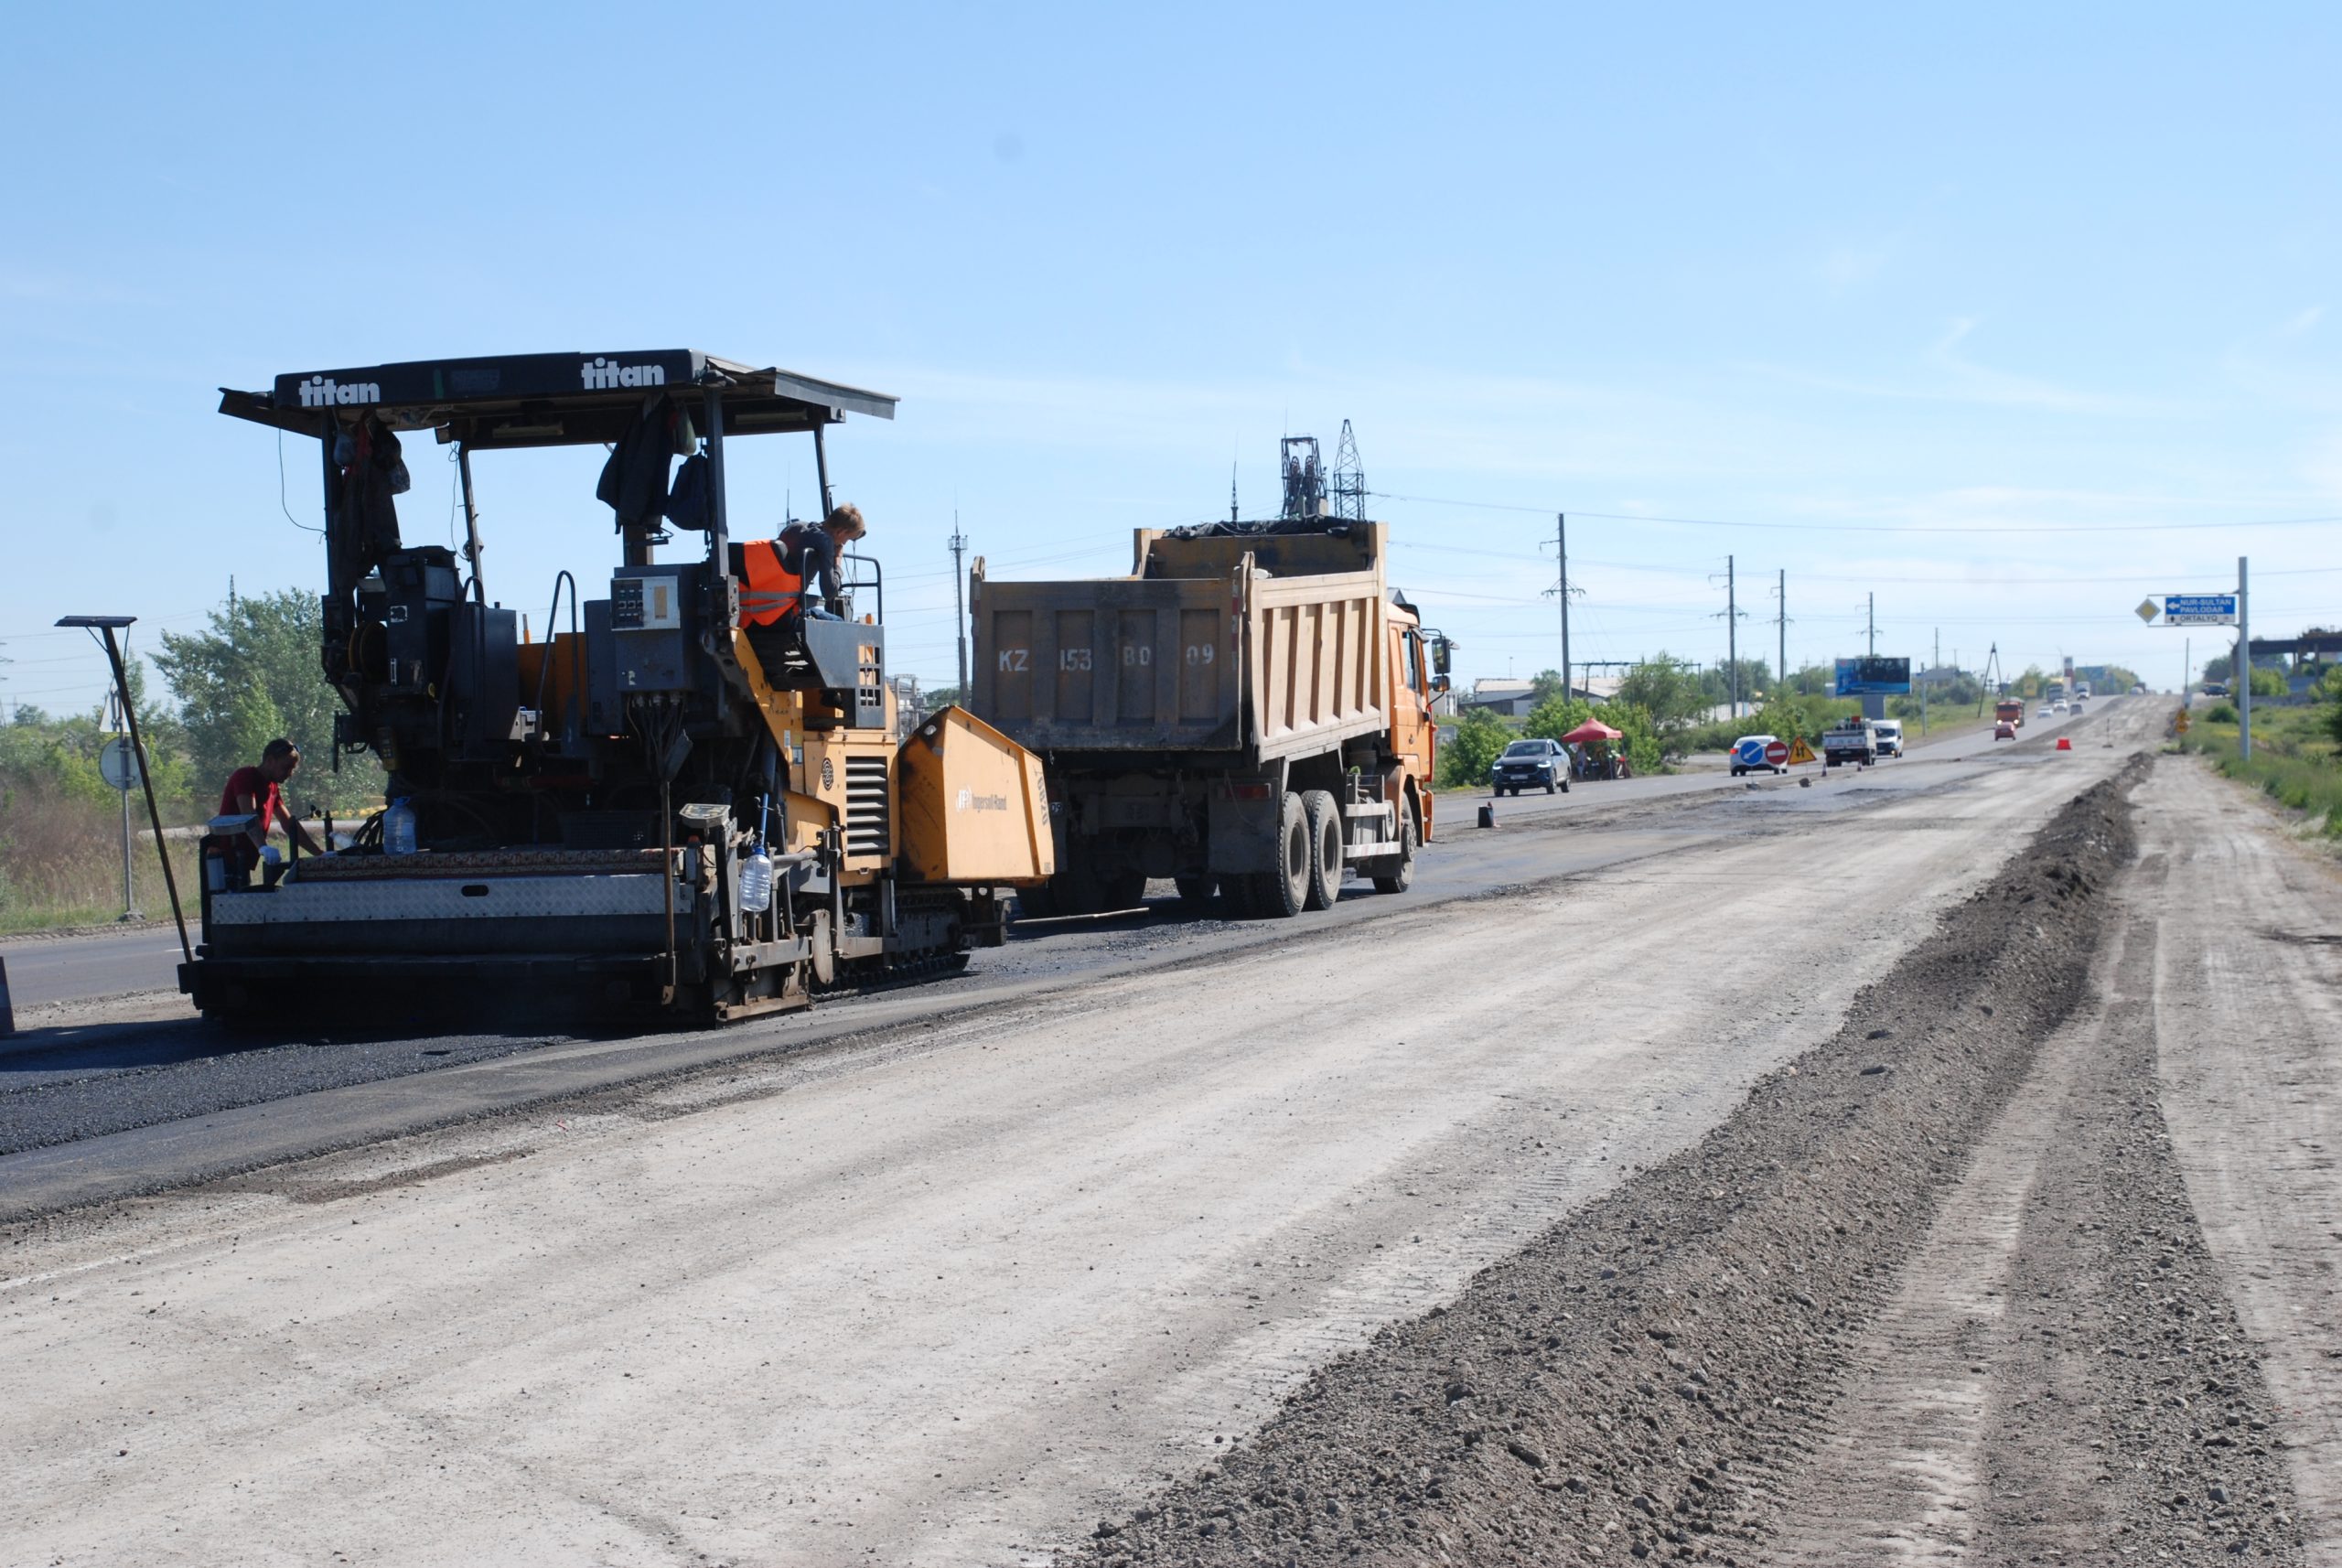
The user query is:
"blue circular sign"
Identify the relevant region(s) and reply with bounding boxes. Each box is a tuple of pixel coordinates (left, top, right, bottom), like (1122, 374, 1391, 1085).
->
(1734, 737, 1766, 767)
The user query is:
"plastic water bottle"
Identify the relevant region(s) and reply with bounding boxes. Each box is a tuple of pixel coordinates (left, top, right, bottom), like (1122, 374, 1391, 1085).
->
(383, 799, 417, 855)
(738, 843, 774, 914)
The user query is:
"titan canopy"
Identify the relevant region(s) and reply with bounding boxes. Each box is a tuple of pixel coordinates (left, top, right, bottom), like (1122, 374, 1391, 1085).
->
(219, 349, 896, 450)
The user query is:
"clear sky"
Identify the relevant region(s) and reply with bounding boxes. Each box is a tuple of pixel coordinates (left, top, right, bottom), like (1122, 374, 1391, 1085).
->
(4, 4, 2337, 718)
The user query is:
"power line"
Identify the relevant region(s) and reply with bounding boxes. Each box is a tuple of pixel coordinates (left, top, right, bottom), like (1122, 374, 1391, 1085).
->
(1373, 490, 2342, 536)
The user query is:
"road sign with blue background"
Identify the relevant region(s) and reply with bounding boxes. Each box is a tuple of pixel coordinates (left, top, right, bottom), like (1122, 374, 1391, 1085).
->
(2161, 594, 2237, 626)
(1734, 737, 1767, 767)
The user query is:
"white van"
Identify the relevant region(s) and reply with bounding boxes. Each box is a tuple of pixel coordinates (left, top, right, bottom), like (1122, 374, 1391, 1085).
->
(1873, 719, 1905, 758)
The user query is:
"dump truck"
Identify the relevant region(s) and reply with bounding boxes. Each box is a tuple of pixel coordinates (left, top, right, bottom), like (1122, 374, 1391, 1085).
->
(970, 517, 1446, 918)
(188, 349, 1051, 1026)
(1995, 696, 2025, 729)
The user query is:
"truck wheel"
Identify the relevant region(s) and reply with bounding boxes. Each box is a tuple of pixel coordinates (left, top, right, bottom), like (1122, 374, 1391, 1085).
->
(1302, 789, 1341, 911)
(1100, 872, 1146, 910)
(1015, 884, 1058, 920)
(1259, 792, 1310, 918)
(1174, 875, 1218, 912)
(1371, 809, 1417, 895)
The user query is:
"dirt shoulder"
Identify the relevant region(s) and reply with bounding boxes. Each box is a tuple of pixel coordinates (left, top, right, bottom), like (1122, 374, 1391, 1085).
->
(1065, 759, 2311, 1565)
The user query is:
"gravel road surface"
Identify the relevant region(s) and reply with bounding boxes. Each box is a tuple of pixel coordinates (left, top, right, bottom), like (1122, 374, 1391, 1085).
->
(0, 706, 2166, 1566)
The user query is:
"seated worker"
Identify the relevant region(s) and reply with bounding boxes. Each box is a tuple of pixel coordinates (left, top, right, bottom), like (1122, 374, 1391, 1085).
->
(736, 504, 867, 628)
(219, 737, 324, 883)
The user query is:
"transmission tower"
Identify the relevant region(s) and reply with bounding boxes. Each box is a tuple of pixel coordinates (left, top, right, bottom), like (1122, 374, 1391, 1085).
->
(1328, 421, 1367, 521)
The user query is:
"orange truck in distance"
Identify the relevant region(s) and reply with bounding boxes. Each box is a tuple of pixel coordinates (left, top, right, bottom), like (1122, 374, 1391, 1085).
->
(970, 517, 1447, 920)
(1995, 697, 2025, 729)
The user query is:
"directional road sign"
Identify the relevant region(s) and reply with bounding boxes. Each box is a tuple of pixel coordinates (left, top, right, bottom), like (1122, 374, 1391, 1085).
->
(1733, 736, 1767, 769)
(2135, 597, 2162, 624)
(2161, 593, 2237, 627)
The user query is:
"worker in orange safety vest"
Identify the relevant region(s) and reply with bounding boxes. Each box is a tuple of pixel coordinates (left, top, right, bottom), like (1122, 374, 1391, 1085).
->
(737, 504, 866, 626)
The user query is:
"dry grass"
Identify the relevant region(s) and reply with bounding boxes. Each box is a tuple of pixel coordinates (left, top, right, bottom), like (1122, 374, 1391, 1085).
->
(0, 791, 206, 933)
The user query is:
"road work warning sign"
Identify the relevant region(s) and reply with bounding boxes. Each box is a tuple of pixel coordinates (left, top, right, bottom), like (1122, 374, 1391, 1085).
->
(1786, 736, 1818, 765)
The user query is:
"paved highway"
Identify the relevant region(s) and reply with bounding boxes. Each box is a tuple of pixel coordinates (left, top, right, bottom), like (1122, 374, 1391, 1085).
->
(0, 702, 2092, 1012)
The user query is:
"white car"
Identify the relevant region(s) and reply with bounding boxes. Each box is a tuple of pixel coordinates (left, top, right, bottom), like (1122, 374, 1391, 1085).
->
(2053, 700, 2068, 714)
(1729, 734, 1786, 776)
(1872, 719, 1905, 758)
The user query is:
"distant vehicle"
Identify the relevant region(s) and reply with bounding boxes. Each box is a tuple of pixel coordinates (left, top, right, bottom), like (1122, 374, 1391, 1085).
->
(2036, 704, 2052, 720)
(1730, 734, 1785, 777)
(1995, 698, 2025, 729)
(2069, 697, 2086, 714)
(2202, 681, 2229, 698)
(1993, 718, 2018, 740)
(2053, 700, 2068, 714)
(1821, 716, 1876, 768)
(2075, 682, 2092, 699)
(2131, 682, 2147, 695)
(1872, 719, 1905, 758)
(1490, 737, 1569, 796)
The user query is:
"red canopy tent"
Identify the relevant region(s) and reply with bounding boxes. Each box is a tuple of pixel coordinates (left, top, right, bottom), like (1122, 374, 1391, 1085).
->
(1561, 719, 1624, 745)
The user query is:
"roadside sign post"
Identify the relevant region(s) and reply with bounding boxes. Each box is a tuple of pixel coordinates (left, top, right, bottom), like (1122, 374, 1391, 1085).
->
(2143, 581, 2251, 760)
(99, 733, 144, 921)
(2239, 556, 2251, 761)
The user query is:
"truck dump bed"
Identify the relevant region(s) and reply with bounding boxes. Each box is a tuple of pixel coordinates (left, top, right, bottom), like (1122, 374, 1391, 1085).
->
(971, 521, 1392, 764)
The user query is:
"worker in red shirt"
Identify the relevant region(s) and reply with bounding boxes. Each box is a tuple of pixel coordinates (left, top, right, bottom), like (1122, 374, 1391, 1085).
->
(219, 738, 324, 883)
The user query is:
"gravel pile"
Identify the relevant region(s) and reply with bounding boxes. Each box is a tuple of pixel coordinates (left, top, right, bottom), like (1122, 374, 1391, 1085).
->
(1063, 764, 2250, 1566)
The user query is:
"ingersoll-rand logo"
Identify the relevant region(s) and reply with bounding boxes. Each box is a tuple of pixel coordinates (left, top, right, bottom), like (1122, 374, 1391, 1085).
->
(295, 376, 382, 408)
(580, 357, 668, 391)
(955, 787, 1009, 813)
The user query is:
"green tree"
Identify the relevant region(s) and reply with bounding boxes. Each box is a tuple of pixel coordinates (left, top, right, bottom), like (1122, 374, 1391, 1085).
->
(2319, 666, 2342, 748)
(153, 588, 383, 811)
(1615, 655, 1708, 728)
(1592, 701, 1664, 776)
(2249, 666, 2289, 699)
(1529, 668, 1567, 704)
(1438, 707, 1510, 789)
(2201, 653, 2233, 683)
(1522, 693, 1591, 743)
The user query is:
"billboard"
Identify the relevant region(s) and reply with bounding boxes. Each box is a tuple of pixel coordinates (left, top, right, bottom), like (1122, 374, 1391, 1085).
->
(1834, 656, 1912, 696)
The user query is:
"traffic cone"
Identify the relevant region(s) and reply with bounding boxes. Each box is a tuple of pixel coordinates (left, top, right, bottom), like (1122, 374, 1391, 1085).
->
(2056, 736, 2072, 751)
(0, 956, 14, 1037)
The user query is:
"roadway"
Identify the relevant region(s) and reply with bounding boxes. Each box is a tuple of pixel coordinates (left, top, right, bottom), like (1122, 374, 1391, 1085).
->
(0, 697, 2186, 1567)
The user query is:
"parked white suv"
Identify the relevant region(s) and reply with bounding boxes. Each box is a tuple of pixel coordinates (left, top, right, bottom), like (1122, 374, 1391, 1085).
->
(1872, 719, 1905, 758)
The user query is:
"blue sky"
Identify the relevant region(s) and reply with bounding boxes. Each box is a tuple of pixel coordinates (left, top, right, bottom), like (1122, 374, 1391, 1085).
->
(4, 3, 2337, 717)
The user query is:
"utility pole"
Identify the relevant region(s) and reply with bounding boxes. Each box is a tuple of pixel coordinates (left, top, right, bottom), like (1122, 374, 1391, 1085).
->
(2238, 555, 2251, 760)
(1557, 513, 1570, 700)
(1230, 460, 1240, 525)
(2184, 636, 2190, 700)
(1727, 554, 1739, 718)
(1866, 592, 1875, 656)
(1542, 514, 1579, 700)
(1777, 569, 1787, 697)
(950, 516, 970, 697)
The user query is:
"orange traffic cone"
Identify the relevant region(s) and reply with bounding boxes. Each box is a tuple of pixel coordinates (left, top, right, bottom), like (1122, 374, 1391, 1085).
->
(2056, 736, 2072, 751)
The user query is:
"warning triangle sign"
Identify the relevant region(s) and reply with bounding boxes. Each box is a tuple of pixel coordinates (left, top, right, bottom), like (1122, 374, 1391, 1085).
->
(1785, 736, 1818, 766)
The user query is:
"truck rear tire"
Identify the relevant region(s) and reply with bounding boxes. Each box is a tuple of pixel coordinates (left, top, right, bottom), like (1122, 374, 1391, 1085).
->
(1371, 809, 1417, 895)
(1302, 789, 1341, 911)
(1254, 792, 1310, 918)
